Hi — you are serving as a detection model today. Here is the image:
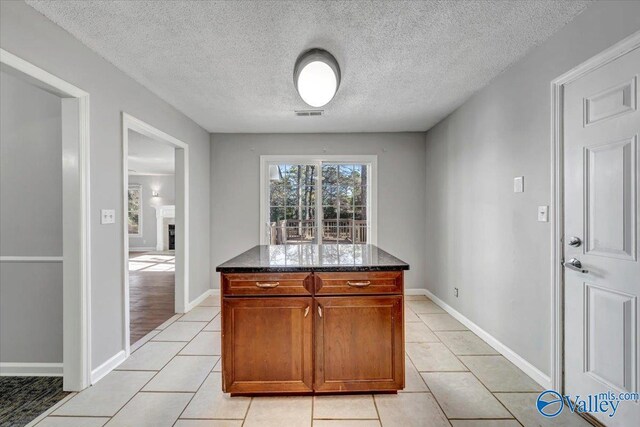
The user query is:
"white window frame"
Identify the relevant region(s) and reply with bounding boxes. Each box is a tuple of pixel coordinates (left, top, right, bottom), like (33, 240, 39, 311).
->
(128, 184, 143, 237)
(259, 155, 378, 245)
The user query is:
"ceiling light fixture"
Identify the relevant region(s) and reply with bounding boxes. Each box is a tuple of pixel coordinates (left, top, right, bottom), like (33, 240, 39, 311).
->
(294, 49, 340, 108)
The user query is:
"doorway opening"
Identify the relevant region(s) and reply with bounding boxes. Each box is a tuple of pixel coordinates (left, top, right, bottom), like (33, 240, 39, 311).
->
(122, 113, 189, 355)
(0, 48, 91, 425)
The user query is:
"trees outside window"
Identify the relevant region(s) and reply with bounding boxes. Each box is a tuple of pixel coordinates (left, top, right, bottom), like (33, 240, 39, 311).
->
(263, 158, 374, 245)
(128, 185, 142, 235)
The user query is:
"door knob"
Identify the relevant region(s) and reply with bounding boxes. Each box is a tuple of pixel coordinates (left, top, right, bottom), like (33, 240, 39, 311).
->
(568, 236, 582, 247)
(563, 258, 588, 273)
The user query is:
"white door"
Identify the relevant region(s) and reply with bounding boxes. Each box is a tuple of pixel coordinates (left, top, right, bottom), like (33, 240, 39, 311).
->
(564, 45, 639, 426)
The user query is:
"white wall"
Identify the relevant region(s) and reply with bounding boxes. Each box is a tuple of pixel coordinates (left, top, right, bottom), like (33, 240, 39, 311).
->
(0, 1, 211, 370)
(128, 175, 175, 250)
(0, 70, 63, 364)
(423, 1, 640, 378)
(210, 133, 426, 290)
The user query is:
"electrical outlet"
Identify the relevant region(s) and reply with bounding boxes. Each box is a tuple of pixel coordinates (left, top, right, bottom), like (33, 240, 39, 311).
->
(454, 287, 459, 297)
(538, 205, 549, 222)
(101, 209, 115, 224)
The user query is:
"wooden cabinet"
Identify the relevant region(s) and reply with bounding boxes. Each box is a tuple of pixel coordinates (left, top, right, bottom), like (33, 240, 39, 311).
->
(222, 272, 313, 296)
(221, 271, 404, 395)
(222, 297, 313, 394)
(314, 296, 404, 392)
(314, 271, 403, 295)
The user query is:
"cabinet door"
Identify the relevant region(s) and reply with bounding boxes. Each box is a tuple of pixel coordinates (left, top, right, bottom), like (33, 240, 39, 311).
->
(314, 296, 404, 392)
(222, 297, 313, 394)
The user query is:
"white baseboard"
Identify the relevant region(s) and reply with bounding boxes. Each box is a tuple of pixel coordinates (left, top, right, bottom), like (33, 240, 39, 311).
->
(419, 288, 552, 390)
(186, 289, 215, 311)
(0, 362, 63, 376)
(91, 350, 126, 384)
(405, 288, 427, 295)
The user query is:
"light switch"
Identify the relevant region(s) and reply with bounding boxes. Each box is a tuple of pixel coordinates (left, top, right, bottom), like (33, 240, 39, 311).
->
(538, 205, 549, 222)
(101, 209, 116, 224)
(514, 176, 524, 193)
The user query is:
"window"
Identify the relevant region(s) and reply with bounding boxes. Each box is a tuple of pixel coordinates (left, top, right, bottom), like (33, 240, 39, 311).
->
(261, 156, 376, 245)
(128, 185, 142, 236)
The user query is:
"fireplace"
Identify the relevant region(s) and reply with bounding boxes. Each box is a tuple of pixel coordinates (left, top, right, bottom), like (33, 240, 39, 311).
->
(168, 224, 175, 250)
(155, 205, 175, 251)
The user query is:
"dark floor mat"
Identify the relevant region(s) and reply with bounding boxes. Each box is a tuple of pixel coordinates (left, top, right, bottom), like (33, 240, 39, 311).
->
(0, 376, 70, 427)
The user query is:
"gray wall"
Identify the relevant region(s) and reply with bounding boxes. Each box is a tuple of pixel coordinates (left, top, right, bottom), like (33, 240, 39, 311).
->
(128, 175, 175, 250)
(210, 133, 426, 290)
(0, 70, 63, 363)
(423, 1, 640, 377)
(1, 1, 211, 369)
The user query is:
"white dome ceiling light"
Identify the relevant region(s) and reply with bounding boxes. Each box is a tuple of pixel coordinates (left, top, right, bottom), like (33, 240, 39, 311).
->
(294, 49, 341, 108)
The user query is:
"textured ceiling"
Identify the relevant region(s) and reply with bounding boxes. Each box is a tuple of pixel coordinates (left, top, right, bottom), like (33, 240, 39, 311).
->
(128, 130, 175, 176)
(26, 0, 589, 133)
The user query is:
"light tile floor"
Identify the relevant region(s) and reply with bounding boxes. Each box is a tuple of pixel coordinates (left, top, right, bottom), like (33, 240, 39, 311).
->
(33, 295, 592, 427)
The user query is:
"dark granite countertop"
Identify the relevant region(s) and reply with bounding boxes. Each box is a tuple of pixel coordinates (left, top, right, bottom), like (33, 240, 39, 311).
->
(216, 244, 410, 273)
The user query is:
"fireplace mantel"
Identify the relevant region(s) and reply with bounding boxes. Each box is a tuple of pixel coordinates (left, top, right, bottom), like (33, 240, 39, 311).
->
(155, 205, 175, 251)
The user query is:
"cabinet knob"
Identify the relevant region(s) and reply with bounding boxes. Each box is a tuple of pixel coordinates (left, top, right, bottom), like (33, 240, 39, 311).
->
(304, 306, 310, 318)
(318, 306, 323, 318)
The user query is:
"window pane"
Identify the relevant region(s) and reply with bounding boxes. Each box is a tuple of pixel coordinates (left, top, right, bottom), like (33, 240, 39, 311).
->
(337, 226, 352, 242)
(339, 206, 353, 219)
(285, 185, 316, 206)
(285, 207, 316, 221)
(354, 206, 367, 220)
(353, 186, 366, 206)
(354, 164, 367, 187)
(322, 185, 338, 206)
(323, 206, 337, 220)
(128, 187, 141, 235)
(270, 182, 286, 206)
(283, 164, 316, 188)
(353, 226, 369, 243)
(338, 164, 355, 184)
(269, 207, 285, 223)
(322, 220, 339, 241)
(322, 164, 338, 186)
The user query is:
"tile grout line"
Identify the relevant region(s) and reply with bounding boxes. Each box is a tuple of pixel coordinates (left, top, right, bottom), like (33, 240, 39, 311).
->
(401, 316, 452, 426)
(371, 392, 382, 426)
(416, 305, 525, 425)
(95, 322, 206, 424)
(44, 308, 212, 424)
(241, 397, 253, 426)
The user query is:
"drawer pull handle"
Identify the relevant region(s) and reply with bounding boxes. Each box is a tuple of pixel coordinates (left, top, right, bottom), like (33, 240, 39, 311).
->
(304, 306, 310, 318)
(318, 306, 323, 317)
(255, 281, 279, 288)
(347, 280, 371, 288)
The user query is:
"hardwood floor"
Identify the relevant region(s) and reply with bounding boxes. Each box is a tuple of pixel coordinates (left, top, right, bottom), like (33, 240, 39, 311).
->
(129, 252, 176, 345)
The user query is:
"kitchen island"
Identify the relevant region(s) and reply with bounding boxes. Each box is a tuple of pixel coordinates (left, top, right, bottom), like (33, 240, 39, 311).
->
(216, 244, 409, 395)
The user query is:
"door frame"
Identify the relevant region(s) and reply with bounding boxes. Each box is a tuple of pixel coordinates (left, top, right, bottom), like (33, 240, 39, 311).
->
(122, 113, 189, 356)
(0, 49, 92, 391)
(550, 30, 640, 392)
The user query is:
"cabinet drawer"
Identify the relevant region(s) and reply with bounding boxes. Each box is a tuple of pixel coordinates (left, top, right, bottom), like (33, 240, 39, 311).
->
(222, 272, 312, 296)
(314, 271, 403, 295)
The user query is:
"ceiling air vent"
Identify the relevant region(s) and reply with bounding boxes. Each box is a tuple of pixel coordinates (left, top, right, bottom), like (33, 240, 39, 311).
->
(295, 109, 324, 117)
